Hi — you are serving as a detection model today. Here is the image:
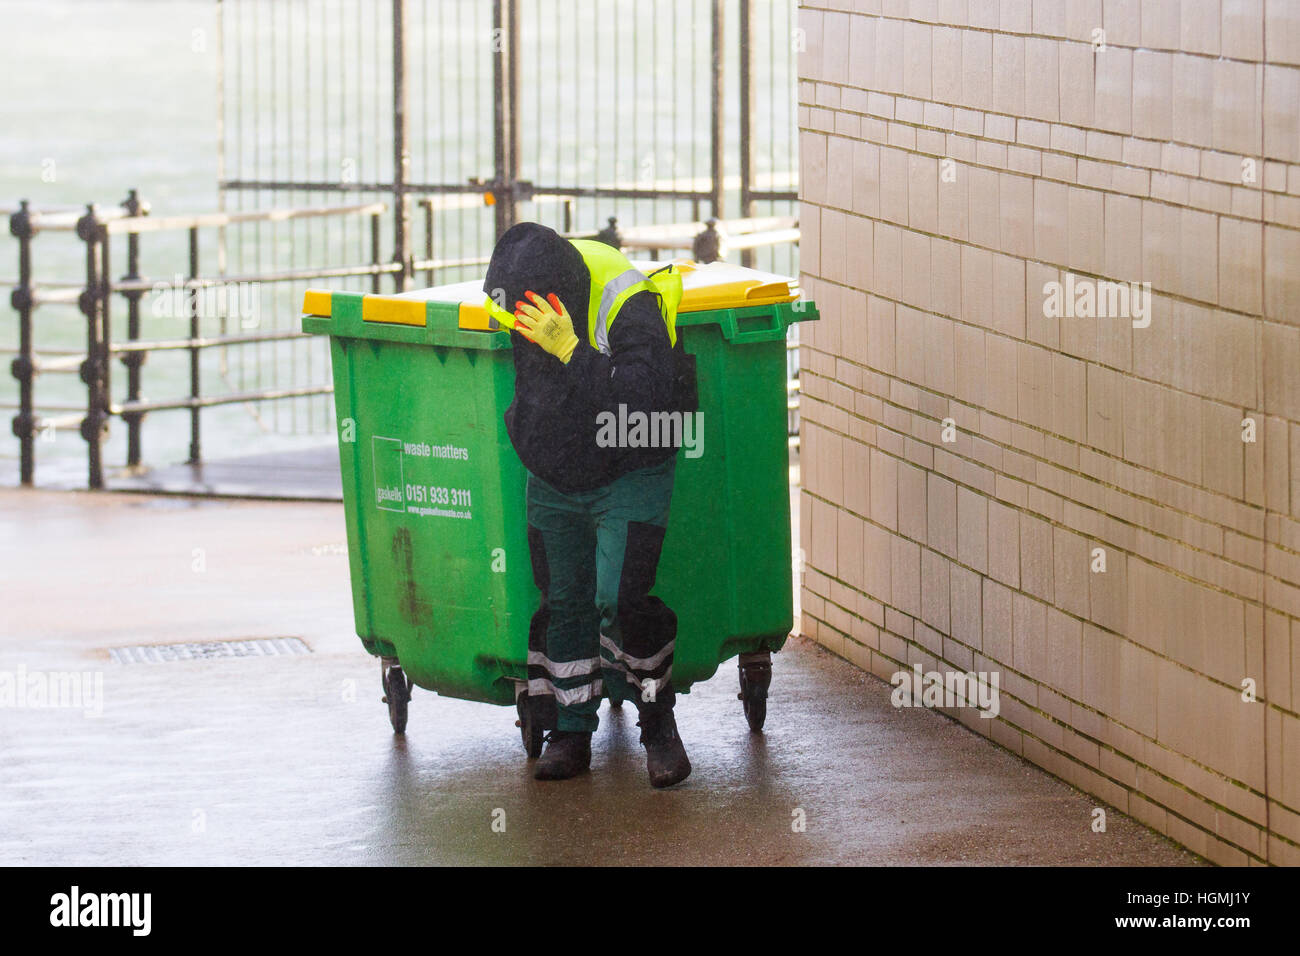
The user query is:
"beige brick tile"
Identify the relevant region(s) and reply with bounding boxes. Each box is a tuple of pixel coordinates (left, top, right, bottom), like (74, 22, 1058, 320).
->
(1075, 157, 1113, 190)
(1201, 400, 1247, 501)
(872, 223, 902, 305)
(1181, 0, 1223, 56)
(986, 333, 1020, 417)
(1017, 341, 1054, 431)
(903, 20, 933, 100)
(902, 233, 933, 314)
(879, 146, 910, 225)
(1172, 53, 1214, 147)
(927, 472, 958, 559)
(810, 495, 840, 577)
(1265, 223, 1300, 319)
(1267, 0, 1300, 65)
(987, 497, 1021, 588)
(1085, 540, 1127, 632)
(897, 458, 929, 546)
(1094, 47, 1132, 134)
(1019, 510, 1056, 603)
(965, 166, 999, 251)
(1103, 0, 1142, 46)
(1018, 117, 1053, 148)
(932, 25, 962, 103)
(934, 161, 970, 242)
(1141, 0, 1180, 49)
(1000, 172, 1035, 258)
(982, 577, 1014, 663)
(1068, 186, 1106, 275)
(954, 323, 987, 408)
(1180, 207, 1220, 305)
(1102, 193, 1143, 286)
(961, 29, 993, 111)
(1131, 50, 1174, 144)
(1219, 216, 1264, 314)
(920, 547, 951, 632)
(801, 130, 828, 206)
(1065, 0, 1103, 42)
(857, 555, 888, 632)
(929, 238, 960, 320)
(1026, 262, 1062, 348)
(990, 253, 1027, 338)
(1034, 178, 1070, 266)
(1213, 58, 1262, 157)
(874, 16, 904, 94)
(923, 313, 956, 398)
(890, 533, 922, 616)
(1221, 0, 1264, 60)
(1007, 144, 1042, 177)
(1052, 524, 1091, 619)
(1022, 37, 1060, 123)
(838, 509, 866, 590)
(1012, 590, 1048, 678)
(993, 33, 1026, 116)
(1264, 65, 1300, 163)
(851, 140, 881, 218)
(820, 208, 847, 286)
(866, 294, 897, 375)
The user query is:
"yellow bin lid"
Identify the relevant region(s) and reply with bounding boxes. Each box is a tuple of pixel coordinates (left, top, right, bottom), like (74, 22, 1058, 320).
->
(302, 260, 799, 331)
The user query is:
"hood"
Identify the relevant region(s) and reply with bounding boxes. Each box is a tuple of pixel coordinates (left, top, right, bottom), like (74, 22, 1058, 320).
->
(483, 222, 590, 324)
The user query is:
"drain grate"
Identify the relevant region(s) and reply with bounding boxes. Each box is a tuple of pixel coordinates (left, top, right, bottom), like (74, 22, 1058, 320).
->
(109, 637, 312, 665)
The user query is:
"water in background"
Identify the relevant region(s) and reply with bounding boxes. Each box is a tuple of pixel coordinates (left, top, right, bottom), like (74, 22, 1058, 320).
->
(1, 0, 798, 484)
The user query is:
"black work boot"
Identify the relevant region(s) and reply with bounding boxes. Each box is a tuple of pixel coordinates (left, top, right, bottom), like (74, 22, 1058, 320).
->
(637, 706, 691, 788)
(533, 730, 592, 781)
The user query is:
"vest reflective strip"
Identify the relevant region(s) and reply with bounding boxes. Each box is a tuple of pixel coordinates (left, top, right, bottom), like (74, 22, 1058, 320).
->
(593, 267, 651, 356)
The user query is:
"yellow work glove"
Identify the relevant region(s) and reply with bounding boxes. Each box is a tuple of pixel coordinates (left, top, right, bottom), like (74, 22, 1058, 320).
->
(513, 290, 579, 364)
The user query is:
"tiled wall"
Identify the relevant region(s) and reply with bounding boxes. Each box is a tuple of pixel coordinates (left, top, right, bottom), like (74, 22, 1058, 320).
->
(796, 0, 1300, 864)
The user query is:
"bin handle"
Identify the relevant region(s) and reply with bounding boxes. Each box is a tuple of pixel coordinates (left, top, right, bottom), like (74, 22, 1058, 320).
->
(718, 307, 789, 344)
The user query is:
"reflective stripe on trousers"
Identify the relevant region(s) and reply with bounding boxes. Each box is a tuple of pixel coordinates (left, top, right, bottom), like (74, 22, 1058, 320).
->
(527, 677, 604, 707)
(527, 650, 601, 679)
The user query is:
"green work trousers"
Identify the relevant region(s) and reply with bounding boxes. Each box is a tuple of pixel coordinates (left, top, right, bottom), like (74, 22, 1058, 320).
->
(524, 456, 677, 732)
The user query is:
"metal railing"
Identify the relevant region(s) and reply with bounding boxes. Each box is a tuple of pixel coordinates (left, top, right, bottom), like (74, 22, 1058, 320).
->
(216, 0, 800, 288)
(8, 193, 396, 488)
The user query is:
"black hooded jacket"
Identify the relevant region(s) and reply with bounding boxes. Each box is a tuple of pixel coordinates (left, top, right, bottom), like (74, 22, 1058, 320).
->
(483, 222, 688, 494)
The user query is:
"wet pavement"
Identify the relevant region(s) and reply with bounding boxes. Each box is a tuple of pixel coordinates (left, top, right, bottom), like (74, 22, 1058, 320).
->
(0, 489, 1199, 865)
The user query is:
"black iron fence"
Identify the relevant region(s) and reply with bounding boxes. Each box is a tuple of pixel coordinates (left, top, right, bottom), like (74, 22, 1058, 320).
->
(217, 0, 799, 284)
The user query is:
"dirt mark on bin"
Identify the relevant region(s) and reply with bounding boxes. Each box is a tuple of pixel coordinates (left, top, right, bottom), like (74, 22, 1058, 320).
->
(391, 527, 434, 634)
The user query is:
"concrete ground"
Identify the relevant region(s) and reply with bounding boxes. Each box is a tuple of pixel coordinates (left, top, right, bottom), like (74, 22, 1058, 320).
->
(0, 488, 1199, 865)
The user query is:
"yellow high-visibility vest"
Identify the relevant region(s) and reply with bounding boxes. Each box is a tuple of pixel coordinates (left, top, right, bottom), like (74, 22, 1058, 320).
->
(568, 240, 682, 352)
(484, 240, 682, 352)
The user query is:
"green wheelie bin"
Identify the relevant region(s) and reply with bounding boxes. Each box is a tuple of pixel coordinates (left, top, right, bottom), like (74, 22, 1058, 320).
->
(301, 260, 818, 750)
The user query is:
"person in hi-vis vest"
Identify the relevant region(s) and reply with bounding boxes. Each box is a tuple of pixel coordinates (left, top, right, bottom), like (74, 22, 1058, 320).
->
(482, 222, 697, 788)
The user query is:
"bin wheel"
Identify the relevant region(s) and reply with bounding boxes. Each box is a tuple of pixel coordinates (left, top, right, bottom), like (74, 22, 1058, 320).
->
(738, 659, 771, 733)
(382, 662, 411, 735)
(516, 693, 544, 758)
